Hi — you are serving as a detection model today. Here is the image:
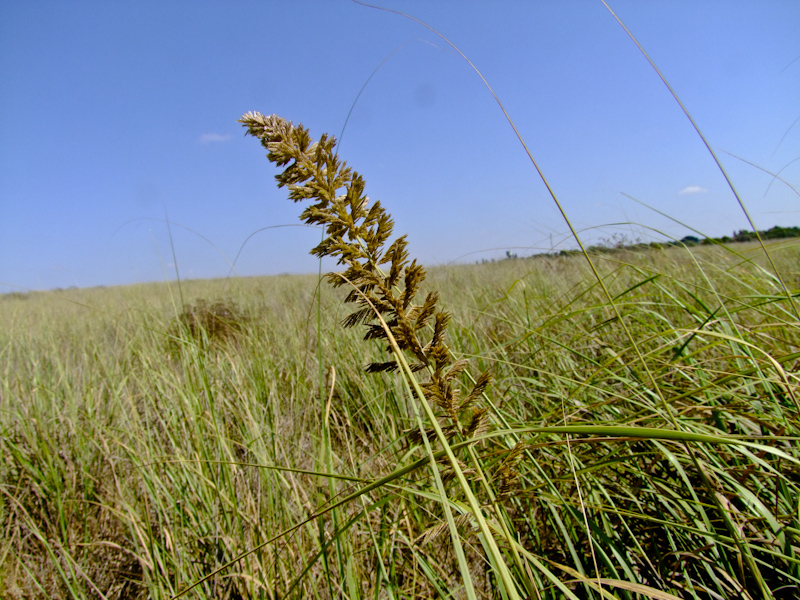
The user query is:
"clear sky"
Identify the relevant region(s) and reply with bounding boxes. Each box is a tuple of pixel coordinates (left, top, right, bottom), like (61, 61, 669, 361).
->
(1, 1, 798, 292)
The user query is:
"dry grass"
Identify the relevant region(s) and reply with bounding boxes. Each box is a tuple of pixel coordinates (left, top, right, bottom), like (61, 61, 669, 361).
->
(168, 298, 248, 353)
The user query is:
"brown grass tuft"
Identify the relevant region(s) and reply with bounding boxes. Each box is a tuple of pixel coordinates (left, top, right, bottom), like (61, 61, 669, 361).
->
(169, 298, 247, 351)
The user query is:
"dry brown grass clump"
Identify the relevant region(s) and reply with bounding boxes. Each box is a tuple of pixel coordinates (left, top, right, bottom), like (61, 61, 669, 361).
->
(169, 298, 247, 351)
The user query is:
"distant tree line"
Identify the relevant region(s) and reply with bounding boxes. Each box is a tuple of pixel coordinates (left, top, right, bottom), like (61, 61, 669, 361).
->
(480, 226, 800, 263)
(676, 225, 800, 246)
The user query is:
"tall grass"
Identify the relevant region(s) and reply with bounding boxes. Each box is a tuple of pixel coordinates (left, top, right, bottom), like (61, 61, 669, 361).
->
(2, 231, 798, 598)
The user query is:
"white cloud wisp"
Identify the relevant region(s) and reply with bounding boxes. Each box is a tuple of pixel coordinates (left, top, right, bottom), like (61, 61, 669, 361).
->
(679, 186, 708, 195)
(200, 133, 232, 144)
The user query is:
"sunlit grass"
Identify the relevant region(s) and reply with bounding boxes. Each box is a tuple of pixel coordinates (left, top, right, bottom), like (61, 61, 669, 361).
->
(2, 2, 798, 592)
(1, 236, 798, 598)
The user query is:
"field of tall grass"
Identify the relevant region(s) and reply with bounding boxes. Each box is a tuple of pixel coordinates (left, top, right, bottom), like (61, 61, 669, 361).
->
(2, 8, 799, 594)
(2, 216, 799, 598)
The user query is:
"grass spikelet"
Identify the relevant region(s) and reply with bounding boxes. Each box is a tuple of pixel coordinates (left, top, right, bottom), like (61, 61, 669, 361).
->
(240, 111, 523, 598)
(238, 112, 493, 449)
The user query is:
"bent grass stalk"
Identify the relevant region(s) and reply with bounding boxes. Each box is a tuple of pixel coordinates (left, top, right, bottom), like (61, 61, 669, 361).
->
(238, 111, 522, 599)
(600, 0, 799, 323)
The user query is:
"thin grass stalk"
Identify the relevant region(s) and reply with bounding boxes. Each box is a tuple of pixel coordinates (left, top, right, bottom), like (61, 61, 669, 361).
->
(599, 0, 799, 323)
(341, 273, 519, 599)
(237, 110, 531, 595)
(320, 364, 343, 599)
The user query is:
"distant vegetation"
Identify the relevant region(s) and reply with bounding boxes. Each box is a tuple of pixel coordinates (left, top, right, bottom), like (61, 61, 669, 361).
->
(576, 226, 800, 258)
(667, 225, 800, 248)
(480, 226, 800, 265)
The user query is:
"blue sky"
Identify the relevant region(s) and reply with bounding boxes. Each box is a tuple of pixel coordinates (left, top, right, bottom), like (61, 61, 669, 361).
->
(1, 1, 798, 291)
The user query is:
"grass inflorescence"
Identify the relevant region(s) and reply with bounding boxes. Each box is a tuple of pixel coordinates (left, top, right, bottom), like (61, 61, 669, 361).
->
(238, 111, 529, 600)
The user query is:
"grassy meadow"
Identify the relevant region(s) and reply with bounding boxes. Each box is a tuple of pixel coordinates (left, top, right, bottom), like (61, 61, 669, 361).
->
(2, 235, 799, 598)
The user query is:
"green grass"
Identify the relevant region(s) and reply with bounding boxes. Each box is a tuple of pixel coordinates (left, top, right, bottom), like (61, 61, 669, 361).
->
(2, 238, 799, 599)
(3, 2, 798, 596)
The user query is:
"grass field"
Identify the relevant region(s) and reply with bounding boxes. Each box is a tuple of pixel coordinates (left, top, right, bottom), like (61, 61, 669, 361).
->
(3, 2, 798, 595)
(2, 230, 799, 597)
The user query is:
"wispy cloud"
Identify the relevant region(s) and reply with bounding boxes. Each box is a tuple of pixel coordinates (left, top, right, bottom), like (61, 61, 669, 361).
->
(199, 133, 232, 144)
(679, 185, 708, 195)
